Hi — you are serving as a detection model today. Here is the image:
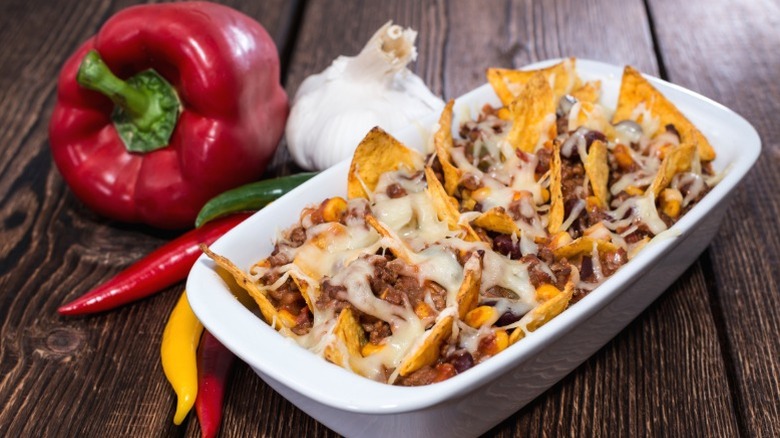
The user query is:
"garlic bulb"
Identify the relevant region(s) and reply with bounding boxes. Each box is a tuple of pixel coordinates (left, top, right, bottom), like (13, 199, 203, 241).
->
(286, 21, 445, 170)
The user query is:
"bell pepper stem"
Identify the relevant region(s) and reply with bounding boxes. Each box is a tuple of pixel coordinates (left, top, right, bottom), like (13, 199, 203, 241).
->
(77, 50, 151, 124)
(76, 50, 180, 153)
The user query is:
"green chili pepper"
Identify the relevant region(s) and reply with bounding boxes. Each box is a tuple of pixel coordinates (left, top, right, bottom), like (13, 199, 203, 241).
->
(195, 172, 318, 228)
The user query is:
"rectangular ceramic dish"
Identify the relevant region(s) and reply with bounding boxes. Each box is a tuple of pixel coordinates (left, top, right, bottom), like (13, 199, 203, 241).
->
(186, 59, 760, 437)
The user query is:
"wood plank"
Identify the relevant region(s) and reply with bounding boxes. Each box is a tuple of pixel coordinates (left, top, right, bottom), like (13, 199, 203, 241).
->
(646, 0, 780, 435)
(258, 0, 740, 436)
(0, 1, 300, 437)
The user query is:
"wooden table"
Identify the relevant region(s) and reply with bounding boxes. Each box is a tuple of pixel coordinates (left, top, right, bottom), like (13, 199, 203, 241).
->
(1, 0, 778, 436)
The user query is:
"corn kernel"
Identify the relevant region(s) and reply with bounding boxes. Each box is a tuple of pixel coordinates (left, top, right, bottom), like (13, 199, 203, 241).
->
(465, 306, 498, 328)
(494, 330, 509, 353)
(482, 330, 510, 356)
(541, 187, 550, 203)
(497, 107, 511, 120)
(471, 187, 491, 202)
(659, 188, 683, 218)
(321, 197, 348, 222)
(535, 284, 561, 302)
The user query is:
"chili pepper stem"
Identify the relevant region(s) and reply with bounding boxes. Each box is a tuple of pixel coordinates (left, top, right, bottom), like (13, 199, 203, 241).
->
(76, 50, 180, 153)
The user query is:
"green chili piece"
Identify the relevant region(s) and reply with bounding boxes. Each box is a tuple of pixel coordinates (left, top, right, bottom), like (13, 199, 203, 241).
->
(195, 172, 318, 228)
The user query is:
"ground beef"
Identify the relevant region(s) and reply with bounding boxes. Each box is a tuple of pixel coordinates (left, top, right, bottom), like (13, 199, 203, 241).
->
(291, 307, 312, 335)
(519, 254, 555, 288)
(369, 257, 425, 308)
(397, 363, 456, 387)
(266, 278, 303, 308)
(316, 280, 350, 313)
(425, 281, 447, 311)
(561, 159, 586, 209)
(288, 226, 307, 247)
(621, 222, 654, 244)
(550, 258, 573, 290)
(568, 202, 611, 237)
(267, 246, 290, 267)
(361, 316, 392, 344)
(341, 199, 370, 226)
(601, 248, 628, 277)
(460, 173, 482, 191)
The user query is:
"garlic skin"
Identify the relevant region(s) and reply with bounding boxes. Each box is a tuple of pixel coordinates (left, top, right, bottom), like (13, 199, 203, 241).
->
(286, 21, 445, 170)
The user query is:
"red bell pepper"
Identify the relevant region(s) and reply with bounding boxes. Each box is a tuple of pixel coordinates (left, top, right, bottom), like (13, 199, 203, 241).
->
(58, 213, 252, 315)
(49, 2, 288, 229)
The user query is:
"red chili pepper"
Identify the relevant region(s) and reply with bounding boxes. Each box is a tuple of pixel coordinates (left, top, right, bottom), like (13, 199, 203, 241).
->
(49, 2, 288, 229)
(58, 213, 251, 315)
(196, 330, 236, 438)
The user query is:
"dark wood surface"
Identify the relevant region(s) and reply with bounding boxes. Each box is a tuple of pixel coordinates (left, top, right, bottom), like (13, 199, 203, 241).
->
(0, 0, 777, 436)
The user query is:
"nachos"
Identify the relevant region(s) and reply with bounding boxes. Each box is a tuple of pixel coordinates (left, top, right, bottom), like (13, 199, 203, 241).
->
(206, 60, 719, 386)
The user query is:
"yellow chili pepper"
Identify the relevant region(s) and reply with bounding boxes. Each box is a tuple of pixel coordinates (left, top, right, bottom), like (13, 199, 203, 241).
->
(161, 291, 203, 425)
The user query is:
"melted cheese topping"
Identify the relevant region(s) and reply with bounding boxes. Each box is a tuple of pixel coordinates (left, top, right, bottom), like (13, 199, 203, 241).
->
(246, 77, 717, 384)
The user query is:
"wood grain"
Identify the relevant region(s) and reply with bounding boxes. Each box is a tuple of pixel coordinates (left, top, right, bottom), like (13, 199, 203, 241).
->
(647, 0, 780, 435)
(0, 1, 301, 437)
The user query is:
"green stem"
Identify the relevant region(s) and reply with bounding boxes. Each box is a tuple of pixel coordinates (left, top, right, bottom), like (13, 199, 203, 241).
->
(77, 51, 151, 125)
(75, 50, 180, 153)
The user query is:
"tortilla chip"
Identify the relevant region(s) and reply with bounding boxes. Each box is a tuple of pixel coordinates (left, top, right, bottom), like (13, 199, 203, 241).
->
(398, 315, 454, 376)
(456, 251, 483, 319)
(571, 80, 601, 104)
(471, 207, 520, 236)
(289, 271, 316, 312)
(646, 141, 697, 197)
(569, 101, 615, 137)
(424, 167, 480, 241)
(553, 236, 618, 260)
(506, 72, 557, 153)
(434, 100, 462, 195)
(323, 308, 366, 369)
(613, 66, 715, 161)
(547, 140, 564, 233)
(347, 127, 423, 199)
(201, 245, 284, 331)
(487, 57, 580, 107)
(509, 280, 574, 344)
(584, 139, 610, 207)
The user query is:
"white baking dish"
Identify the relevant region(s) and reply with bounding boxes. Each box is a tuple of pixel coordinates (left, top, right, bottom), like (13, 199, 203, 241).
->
(186, 59, 760, 437)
